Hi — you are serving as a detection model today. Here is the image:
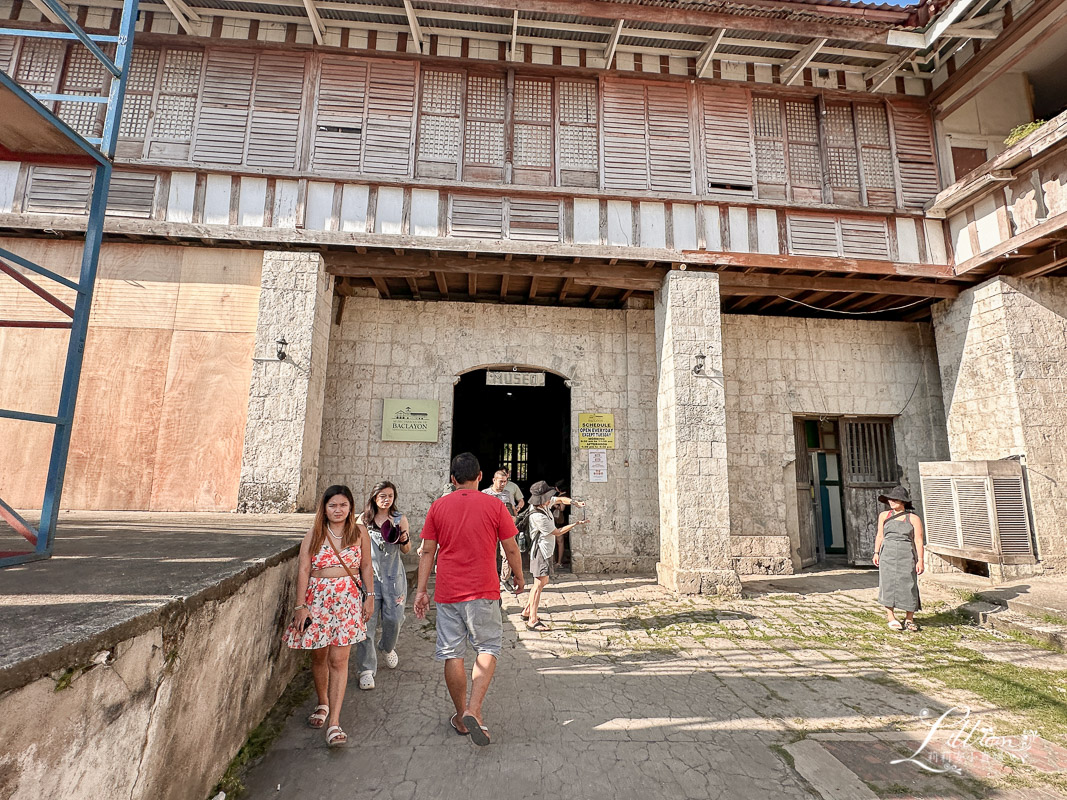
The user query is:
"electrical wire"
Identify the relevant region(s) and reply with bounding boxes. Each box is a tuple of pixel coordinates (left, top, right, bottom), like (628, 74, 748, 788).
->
(775, 296, 930, 315)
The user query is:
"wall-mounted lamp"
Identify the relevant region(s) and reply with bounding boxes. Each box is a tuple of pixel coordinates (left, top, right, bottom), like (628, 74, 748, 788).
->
(693, 352, 706, 375)
(276, 337, 288, 361)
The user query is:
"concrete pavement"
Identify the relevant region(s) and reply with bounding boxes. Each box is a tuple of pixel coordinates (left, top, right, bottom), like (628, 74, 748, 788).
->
(240, 568, 1067, 800)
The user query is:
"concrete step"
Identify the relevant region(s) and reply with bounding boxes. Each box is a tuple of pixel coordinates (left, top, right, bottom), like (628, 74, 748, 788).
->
(960, 600, 1067, 650)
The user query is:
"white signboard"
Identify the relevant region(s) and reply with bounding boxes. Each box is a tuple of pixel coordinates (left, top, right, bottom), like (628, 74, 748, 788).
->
(588, 449, 608, 483)
(486, 371, 546, 387)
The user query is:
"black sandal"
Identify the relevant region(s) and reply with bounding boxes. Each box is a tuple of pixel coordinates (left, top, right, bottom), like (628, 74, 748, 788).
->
(526, 620, 550, 631)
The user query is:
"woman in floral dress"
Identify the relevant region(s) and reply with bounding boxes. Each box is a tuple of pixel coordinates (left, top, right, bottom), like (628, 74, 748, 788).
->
(285, 485, 374, 746)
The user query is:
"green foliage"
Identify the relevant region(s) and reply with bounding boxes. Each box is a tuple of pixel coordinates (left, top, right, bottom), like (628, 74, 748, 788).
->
(1004, 121, 1047, 146)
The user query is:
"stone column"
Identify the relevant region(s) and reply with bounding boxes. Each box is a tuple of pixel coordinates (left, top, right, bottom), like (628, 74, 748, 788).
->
(654, 270, 741, 595)
(932, 276, 1067, 573)
(238, 251, 333, 512)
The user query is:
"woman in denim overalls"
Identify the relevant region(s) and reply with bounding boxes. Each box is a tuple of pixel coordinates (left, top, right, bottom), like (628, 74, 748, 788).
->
(354, 481, 412, 690)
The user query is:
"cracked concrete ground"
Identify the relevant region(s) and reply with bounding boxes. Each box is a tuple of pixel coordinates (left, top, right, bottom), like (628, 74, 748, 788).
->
(241, 569, 1067, 800)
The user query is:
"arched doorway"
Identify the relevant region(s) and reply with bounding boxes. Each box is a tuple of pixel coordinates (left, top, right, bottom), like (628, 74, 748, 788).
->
(451, 368, 571, 502)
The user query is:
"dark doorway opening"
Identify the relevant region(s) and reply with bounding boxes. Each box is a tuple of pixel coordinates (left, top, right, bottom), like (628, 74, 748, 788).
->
(451, 369, 571, 503)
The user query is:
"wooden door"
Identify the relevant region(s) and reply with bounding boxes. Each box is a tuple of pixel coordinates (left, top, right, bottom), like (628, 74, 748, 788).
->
(841, 418, 898, 565)
(793, 418, 819, 568)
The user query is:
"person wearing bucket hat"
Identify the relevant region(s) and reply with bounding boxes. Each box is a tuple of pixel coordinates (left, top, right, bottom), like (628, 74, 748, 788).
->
(521, 480, 588, 631)
(873, 485, 924, 632)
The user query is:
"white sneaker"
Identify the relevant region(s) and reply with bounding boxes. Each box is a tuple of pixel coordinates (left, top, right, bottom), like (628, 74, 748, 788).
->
(358, 670, 374, 690)
(382, 650, 399, 669)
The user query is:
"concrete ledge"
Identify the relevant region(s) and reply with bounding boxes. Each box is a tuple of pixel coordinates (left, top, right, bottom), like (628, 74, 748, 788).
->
(657, 562, 742, 597)
(959, 601, 1067, 650)
(571, 555, 659, 574)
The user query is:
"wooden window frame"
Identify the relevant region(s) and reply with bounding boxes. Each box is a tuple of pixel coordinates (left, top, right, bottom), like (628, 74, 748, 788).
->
(415, 65, 465, 180)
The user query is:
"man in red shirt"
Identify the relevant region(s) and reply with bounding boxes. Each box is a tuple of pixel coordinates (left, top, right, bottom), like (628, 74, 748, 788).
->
(414, 452, 524, 746)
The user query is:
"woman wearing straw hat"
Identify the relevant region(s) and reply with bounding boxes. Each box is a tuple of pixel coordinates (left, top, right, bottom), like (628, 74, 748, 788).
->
(872, 485, 924, 632)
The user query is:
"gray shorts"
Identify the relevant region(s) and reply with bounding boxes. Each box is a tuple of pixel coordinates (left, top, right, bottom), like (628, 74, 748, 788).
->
(530, 548, 551, 578)
(434, 598, 503, 661)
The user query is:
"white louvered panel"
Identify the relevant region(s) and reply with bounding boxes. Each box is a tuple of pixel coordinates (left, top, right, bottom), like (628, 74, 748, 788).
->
(701, 85, 753, 191)
(363, 61, 416, 177)
(955, 478, 995, 551)
(193, 50, 255, 165)
(0, 35, 16, 72)
(890, 101, 939, 208)
(921, 476, 960, 549)
(841, 218, 890, 260)
(450, 195, 504, 239)
(312, 57, 367, 173)
(509, 199, 560, 242)
(118, 48, 160, 141)
(787, 216, 839, 257)
(58, 45, 110, 137)
(25, 166, 93, 214)
(247, 53, 307, 170)
(647, 84, 693, 193)
(603, 80, 649, 191)
(992, 477, 1034, 556)
(105, 172, 157, 218)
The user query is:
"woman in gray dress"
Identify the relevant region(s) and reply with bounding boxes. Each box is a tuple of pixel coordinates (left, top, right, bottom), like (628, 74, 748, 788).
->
(872, 485, 924, 631)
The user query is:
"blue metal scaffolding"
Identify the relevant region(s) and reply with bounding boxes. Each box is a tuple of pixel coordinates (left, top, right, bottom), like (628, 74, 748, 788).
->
(0, 0, 140, 567)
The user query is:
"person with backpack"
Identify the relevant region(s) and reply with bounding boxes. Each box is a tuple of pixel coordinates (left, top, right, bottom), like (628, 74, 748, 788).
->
(521, 480, 588, 631)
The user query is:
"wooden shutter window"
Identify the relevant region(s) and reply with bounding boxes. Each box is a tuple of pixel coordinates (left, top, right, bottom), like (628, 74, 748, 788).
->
(106, 172, 157, 218)
(312, 57, 368, 175)
(193, 49, 255, 165)
(0, 35, 16, 73)
(25, 166, 93, 214)
(57, 44, 110, 139)
(416, 69, 463, 179)
(701, 85, 754, 194)
(647, 83, 693, 193)
(840, 217, 890, 260)
(557, 80, 598, 188)
(787, 215, 839, 257)
(117, 47, 159, 156)
(753, 96, 786, 198)
(512, 77, 553, 186)
(602, 79, 650, 191)
(824, 102, 860, 204)
(890, 100, 939, 209)
(362, 60, 416, 177)
(856, 104, 895, 207)
(246, 52, 306, 170)
(450, 195, 504, 239)
(464, 74, 506, 182)
(15, 38, 64, 110)
(509, 198, 561, 242)
(149, 48, 202, 161)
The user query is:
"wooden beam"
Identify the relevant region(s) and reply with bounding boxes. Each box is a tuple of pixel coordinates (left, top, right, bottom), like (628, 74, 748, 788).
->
(588, 286, 604, 302)
(406, 276, 421, 298)
(942, 23, 999, 39)
(334, 293, 346, 325)
(679, 249, 954, 278)
(434, 271, 449, 298)
(1000, 244, 1067, 279)
(302, 0, 326, 45)
(618, 289, 634, 306)
(780, 38, 827, 86)
(954, 211, 1067, 275)
(27, 0, 66, 25)
(864, 50, 912, 92)
(529, 276, 538, 300)
(160, 0, 200, 34)
(695, 29, 726, 79)
(469, 273, 477, 298)
(604, 19, 625, 65)
(402, 0, 425, 53)
(559, 277, 573, 301)
(371, 277, 391, 298)
(500, 273, 509, 298)
(716, 272, 960, 298)
(509, 9, 519, 60)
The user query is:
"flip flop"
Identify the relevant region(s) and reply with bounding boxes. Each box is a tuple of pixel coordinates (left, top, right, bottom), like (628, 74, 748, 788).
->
(307, 704, 329, 729)
(462, 714, 490, 746)
(449, 713, 469, 736)
(888, 620, 903, 631)
(526, 620, 550, 632)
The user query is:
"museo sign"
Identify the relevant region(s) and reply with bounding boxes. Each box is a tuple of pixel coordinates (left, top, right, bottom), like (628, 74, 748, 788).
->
(486, 371, 546, 387)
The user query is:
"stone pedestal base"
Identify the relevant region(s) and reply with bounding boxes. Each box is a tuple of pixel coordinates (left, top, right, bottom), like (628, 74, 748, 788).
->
(657, 562, 742, 597)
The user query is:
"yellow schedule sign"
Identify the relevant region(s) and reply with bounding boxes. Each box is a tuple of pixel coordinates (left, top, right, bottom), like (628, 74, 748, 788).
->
(578, 413, 615, 449)
(382, 399, 439, 442)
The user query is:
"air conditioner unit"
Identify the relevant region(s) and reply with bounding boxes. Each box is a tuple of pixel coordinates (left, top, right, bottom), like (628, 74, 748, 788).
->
(918, 460, 1036, 565)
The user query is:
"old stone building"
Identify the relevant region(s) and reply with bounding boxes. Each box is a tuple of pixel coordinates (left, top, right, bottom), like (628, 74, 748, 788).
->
(1, 0, 1065, 589)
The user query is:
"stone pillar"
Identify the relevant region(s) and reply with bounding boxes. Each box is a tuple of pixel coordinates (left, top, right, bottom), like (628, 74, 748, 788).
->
(238, 251, 333, 512)
(932, 276, 1067, 573)
(654, 270, 741, 595)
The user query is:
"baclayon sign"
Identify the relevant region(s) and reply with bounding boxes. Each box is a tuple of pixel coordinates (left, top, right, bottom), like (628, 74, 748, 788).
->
(382, 399, 439, 442)
(578, 413, 615, 449)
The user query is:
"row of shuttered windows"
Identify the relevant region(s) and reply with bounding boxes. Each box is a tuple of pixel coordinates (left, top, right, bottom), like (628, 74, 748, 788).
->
(1, 38, 939, 210)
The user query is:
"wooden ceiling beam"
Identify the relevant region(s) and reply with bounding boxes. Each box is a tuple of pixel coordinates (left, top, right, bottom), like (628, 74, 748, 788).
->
(1000, 244, 1067, 279)
(301, 0, 326, 44)
(500, 273, 510, 298)
(528, 277, 539, 300)
(402, 0, 426, 53)
(604, 19, 625, 65)
(371, 277, 390, 298)
(434, 271, 449, 298)
(695, 29, 726, 78)
(780, 38, 827, 86)
(717, 271, 959, 298)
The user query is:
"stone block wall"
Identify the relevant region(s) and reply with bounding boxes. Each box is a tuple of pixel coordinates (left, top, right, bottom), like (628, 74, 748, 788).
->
(933, 277, 1067, 570)
(238, 251, 333, 512)
(721, 315, 948, 573)
(319, 294, 659, 572)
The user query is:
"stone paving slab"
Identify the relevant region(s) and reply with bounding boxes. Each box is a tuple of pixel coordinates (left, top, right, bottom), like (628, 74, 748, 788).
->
(0, 511, 309, 686)
(240, 570, 1067, 800)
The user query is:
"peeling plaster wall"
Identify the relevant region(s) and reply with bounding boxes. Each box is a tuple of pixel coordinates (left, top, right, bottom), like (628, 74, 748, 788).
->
(0, 555, 301, 800)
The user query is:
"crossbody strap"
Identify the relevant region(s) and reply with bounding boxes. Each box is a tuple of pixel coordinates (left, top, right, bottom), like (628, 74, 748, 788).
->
(325, 533, 364, 593)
